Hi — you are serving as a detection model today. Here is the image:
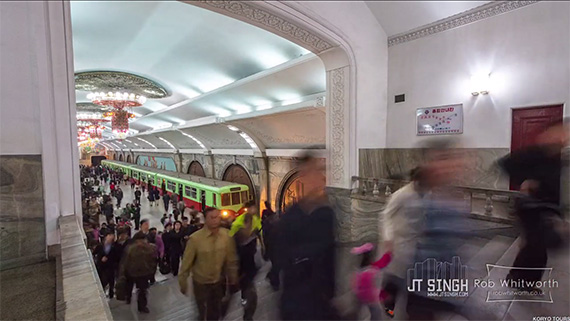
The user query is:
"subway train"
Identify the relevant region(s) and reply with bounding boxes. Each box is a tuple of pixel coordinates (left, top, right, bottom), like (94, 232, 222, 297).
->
(101, 160, 250, 221)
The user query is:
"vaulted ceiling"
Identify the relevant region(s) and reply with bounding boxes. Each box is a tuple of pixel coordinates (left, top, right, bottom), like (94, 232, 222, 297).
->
(73, 1, 493, 153)
(71, 0, 326, 151)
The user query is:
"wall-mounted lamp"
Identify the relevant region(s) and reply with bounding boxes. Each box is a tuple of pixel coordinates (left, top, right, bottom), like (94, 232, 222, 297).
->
(470, 73, 490, 96)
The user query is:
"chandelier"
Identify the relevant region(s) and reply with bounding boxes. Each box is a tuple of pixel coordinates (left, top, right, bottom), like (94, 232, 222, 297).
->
(111, 109, 132, 138)
(87, 91, 146, 109)
(87, 125, 104, 139)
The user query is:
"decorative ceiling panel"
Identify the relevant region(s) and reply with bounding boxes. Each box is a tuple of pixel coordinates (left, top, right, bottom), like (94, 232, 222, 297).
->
(74, 71, 170, 98)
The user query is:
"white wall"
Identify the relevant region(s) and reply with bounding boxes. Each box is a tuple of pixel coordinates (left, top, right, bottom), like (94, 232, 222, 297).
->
(386, 1, 570, 148)
(295, 1, 389, 149)
(0, 1, 80, 245)
(0, 2, 43, 154)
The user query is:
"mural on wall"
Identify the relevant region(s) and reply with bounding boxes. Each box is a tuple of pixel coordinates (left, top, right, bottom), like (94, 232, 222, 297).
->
(137, 155, 176, 172)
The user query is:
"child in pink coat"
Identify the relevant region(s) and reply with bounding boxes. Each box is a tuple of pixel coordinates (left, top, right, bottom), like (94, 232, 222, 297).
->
(351, 243, 392, 320)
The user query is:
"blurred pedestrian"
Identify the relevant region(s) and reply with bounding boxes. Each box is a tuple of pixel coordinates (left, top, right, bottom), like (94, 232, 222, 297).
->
(134, 187, 141, 204)
(275, 153, 337, 320)
(120, 232, 157, 313)
(261, 201, 280, 290)
(499, 122, 569, 285)
(179, 208, 239, 321)
(163, 192, 171, 212)
(115, 187, 124, 209)
(230, 201, 263, 320)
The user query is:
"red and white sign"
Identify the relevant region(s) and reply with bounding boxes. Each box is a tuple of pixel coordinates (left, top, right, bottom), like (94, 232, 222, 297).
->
(416, 104, 463, 136)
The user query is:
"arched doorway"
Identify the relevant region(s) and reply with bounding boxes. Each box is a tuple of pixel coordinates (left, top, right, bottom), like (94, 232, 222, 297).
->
(113, 153, 116, 160)
(126, 155, 132, 163)
(222, 164, 254, 201)
(119, 154, 124, 161)
(187, 161, 205, 177)
(277, 170, 325, 213)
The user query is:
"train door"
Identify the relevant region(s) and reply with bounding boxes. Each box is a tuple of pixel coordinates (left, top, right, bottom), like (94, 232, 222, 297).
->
(201, 190, 206, 210)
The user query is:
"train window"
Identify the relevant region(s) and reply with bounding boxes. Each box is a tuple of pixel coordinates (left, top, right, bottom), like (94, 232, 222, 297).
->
(221, 193, 230, 206)
(167, 181, 176, 191)
(213, 193, 217, 206)
(241, 191, 248, 203)
(185, 186, 197, 199)
(231, 192, 240, 205)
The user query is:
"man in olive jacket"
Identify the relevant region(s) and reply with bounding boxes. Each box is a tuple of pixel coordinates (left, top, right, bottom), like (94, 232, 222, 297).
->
(121, 232, 157, 313)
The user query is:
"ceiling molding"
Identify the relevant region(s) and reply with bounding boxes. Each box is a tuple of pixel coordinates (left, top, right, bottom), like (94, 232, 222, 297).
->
(188, 1, 334, 53)
(388, 1, 538, 47)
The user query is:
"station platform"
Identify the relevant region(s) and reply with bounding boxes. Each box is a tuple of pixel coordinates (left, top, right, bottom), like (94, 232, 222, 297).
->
(105, 182, 569, 321)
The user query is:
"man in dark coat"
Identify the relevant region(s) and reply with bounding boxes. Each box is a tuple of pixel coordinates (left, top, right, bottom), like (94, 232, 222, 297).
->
(498, 122, 569, 284)
(134, 188, 142, 204)
(120, 232, 157, 313)
(163, 192, 171, 212)
(115, 187, 124, 209)
(94, 234, 120, 298)
(275, 153, 337, 320)
(261, 201, 280, 290)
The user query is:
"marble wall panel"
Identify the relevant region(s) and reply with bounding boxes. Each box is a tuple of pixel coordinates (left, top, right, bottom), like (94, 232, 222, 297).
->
(0, 155, 45, 270)
(359, 148, 510, 189)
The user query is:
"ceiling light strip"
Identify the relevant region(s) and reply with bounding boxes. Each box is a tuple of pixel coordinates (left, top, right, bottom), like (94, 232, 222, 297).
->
(158, 137, 176, 150)
(136, 137, 157, 149)
(180, 132, 206, 149)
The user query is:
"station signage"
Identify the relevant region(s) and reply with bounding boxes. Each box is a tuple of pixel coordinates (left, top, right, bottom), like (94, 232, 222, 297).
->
(416, 104, 463, 136)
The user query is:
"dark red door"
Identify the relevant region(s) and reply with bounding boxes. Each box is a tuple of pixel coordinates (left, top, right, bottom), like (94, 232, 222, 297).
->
(510, 104, 563, 189)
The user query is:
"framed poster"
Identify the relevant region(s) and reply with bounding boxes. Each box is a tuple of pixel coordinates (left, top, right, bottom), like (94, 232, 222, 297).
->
(416, 104, 463, 136)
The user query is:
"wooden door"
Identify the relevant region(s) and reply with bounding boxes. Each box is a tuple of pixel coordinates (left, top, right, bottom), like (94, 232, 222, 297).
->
(510, 104, 563, 189)
(187, 161, 206, 177)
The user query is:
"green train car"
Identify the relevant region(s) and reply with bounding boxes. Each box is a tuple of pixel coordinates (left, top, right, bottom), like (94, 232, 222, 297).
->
(101, 160, 250, 219)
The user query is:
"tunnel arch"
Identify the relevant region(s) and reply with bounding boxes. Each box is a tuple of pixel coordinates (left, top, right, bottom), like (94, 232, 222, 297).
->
(126, 154, 132, 163)
(118, 154, 124, 162)
(276, 167, 325, 214)
(187, 161, 206, 177)
(222, 164, 254, 201)
(112, 153, 117, 160)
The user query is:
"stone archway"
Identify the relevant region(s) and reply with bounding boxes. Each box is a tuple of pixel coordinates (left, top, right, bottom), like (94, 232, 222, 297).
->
(118, 154, 124, 162)
(187, 1, 356, 189)
(187, 161, 205, 177)
(113, 153, 117, 160)
(276, 170, 325, 213)
(126, 154, 132, 163)
(222, 164, 254, 201)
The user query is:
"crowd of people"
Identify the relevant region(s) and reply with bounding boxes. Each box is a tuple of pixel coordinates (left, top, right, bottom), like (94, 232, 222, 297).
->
(78, 120, 568, 321)
(80, 163, 281, 319)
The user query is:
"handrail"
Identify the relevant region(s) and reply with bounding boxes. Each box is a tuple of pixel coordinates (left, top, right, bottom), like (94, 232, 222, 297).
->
(351, 176, 520, 221)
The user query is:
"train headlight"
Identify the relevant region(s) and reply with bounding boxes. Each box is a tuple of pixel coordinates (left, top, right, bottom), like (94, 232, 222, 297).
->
(222, 211, 228, 217)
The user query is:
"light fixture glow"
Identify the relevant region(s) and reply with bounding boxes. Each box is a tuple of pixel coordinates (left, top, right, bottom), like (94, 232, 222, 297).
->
(227, 125, 239, 131)
(470, 73, 491, 96)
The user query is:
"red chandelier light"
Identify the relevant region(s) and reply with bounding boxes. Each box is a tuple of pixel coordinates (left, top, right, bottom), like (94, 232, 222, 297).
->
(111, 109, 131, 138)
(88, 125, 104, 139)
(87, 91, 144, 138)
